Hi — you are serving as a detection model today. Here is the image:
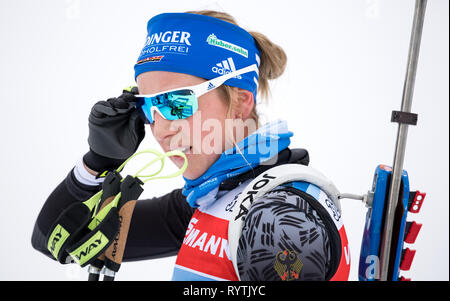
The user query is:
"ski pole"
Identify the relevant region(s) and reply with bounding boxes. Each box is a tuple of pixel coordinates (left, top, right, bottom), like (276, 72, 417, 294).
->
(102, 184, 139, 281)
(99, 150, 188, 281)
(378, 0, 427, 281)
(87, 192, 120, 281)
(87, 149, 166, 281)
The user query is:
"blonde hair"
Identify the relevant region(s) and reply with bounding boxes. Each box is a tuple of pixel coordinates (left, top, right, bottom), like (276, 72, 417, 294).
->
(186, 10, 288, 127)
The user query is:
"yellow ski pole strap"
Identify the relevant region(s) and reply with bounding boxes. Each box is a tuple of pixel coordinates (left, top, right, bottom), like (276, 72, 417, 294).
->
(67, 172, 128, 268)
(101, 150, 188, 276)
(86, 151, 165, 273)
(67, 191, 125, 267)
(46, 201, 94, 263)
(138, 150, 188, 182)
(48, 149, 187, 267)
(63, 150, 162, 267)
(45, 171, 122, 263)
(88, 188, 125, 272)
(66, 207, 120, 267)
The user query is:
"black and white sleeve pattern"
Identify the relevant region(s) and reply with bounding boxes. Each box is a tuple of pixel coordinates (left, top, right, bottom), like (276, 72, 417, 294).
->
(236, 188, 332, 281)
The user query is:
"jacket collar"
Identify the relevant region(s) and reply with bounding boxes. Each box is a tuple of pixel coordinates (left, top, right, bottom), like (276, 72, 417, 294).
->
(218, 148, 310, 191)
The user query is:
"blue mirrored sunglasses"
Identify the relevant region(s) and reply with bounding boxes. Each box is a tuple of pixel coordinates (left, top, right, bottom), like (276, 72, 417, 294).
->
(135, 64, 258, 124)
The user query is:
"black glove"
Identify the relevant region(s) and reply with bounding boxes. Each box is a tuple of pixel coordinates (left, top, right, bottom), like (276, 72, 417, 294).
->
(83, 87, 145, 172)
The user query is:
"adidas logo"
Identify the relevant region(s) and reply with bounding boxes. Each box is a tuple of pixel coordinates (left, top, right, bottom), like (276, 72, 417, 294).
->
(211, 57, 242, 79)
(207, 82, 215, 90)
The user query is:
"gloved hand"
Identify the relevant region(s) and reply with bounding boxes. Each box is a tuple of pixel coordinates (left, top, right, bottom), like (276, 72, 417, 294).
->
(83, 86, 145, 172)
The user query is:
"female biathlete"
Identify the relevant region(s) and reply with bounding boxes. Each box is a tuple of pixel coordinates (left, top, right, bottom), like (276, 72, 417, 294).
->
(32, 10, 350, 281)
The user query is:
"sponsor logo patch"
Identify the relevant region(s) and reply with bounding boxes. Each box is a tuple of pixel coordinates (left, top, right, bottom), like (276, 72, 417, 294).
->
(136, 55, 164, 65)
(211, 57, 242, 79)
(140, 30, 191, 57)
(175, 210, 238, 281)
(206, 34, 248, 58)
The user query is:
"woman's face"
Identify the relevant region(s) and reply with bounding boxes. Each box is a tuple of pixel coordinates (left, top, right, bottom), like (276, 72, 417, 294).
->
(137, 71, 231, 180)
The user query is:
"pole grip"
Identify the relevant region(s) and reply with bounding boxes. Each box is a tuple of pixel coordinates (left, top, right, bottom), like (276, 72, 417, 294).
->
(104, 200, 137, 268)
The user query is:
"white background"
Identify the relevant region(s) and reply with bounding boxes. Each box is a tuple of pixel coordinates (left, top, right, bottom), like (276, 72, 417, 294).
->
(0, 0, 448, 281)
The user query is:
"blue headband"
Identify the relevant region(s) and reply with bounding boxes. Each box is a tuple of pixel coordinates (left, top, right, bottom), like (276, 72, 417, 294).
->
(134, 13, 261, 101)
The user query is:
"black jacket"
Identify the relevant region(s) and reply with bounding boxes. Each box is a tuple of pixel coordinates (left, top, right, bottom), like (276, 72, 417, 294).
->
(32, 148, 336, 280)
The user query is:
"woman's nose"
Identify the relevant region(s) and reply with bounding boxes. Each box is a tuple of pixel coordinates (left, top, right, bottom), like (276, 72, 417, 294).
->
(151, 111, 178, 143)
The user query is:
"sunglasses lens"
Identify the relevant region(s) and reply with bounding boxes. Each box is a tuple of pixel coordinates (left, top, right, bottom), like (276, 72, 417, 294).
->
(139, 89, 198, 123)
(137, 97, 154, 123)
(165, 89, 198, 120)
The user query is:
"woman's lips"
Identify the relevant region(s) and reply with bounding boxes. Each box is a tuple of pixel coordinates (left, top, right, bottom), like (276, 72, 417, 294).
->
(170, 146, 192, 154)
(167, 146, 192, 166)
(171, 152, 189, 166)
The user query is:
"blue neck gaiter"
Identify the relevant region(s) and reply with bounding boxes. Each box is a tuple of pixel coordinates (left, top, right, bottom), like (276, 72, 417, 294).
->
(182, 119, 293, 208)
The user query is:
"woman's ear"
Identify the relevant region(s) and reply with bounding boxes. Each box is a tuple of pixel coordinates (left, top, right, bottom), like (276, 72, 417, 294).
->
(232, 88, 254, 120)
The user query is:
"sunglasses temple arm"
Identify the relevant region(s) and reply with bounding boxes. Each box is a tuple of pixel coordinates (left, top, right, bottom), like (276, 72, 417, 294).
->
(193, 64, 258, 97)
